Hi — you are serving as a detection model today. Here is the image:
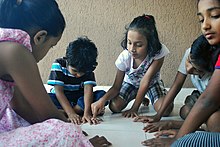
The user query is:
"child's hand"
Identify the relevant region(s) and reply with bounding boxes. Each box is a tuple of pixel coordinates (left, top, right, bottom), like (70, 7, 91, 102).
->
(82, 114, 101, 125)
(154, 129, 178, 138)
(122, 109, 138, 118)
(91, 100, 105, 118)
(67, 113, 82, 125)
(141, 137, 175, 146)
(133, 114, 161, 123)
(142, 121, 173, 133)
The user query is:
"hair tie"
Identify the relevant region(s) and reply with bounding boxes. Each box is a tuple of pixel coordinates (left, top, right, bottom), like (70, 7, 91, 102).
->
(145, 15, 150, 19)
(16, 0, 22, 5)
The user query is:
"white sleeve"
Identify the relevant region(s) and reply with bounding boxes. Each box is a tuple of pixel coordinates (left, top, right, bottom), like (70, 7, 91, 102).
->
(115, 50, 130, 71)
(154, 44, 170, 60)
(178, 48, 190, 75)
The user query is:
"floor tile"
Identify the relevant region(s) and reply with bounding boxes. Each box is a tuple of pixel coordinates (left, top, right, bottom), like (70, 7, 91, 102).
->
(81, 87, 195, 147)
(44, 85, 195, 147)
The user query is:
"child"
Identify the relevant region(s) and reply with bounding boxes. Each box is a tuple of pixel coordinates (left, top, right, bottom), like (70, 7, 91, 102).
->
(91, 14, 173, 118)
(142, 0, 220, 146)
(0, 0, 111, 146)
(134, 35, 213, 124)
(47, 36, 107, 125)
(135, 35, 214, 134)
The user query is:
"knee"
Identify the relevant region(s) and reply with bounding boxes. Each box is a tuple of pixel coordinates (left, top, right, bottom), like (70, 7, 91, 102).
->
(163, 103, 174, 116)
(179, 105, 191, 120)
(154, 98, 173, 117)
(109, 98, 125, 113)
(206, 111, 220, 132)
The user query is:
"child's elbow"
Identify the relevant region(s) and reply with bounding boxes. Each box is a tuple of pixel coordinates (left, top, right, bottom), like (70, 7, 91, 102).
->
(199, 97, 220, 110)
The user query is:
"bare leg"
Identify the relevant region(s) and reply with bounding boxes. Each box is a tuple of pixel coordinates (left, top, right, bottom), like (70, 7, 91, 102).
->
(154, 96, 174, 117)
(73, 105, 84, 116)
(206, 110, 220, 132)
(179, 104, 192, 120)
(109, 96, 127, 113)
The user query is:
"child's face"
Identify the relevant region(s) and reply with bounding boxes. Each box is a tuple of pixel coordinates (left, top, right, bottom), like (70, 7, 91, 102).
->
(185, 55, 206, 77)
(198, 0, 220, 46)
(127, 30, 148, 61)
(67, 65, 85, 78)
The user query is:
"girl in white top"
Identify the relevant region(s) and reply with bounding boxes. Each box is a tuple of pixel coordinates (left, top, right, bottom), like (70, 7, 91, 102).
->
(91, 14, 173, 118)
(134, 35, 214, 133)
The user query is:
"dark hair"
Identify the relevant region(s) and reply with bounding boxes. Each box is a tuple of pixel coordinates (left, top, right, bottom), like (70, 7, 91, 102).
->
(0, 0, 65, 37)
(190, 35, 215, 72)
(66, 36, 98, 73)
(121, 14, 162, 58)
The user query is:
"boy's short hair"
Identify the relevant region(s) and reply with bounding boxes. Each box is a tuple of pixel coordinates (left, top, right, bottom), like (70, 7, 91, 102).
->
(66, 36, 98, 73)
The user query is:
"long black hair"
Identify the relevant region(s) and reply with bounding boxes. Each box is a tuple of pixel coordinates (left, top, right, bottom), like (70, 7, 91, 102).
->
(121, 14, 162, 58)
(0, 0, 65, 37)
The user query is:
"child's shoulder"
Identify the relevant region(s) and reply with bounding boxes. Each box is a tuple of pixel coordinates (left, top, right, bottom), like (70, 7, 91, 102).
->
(118, 50, 131, 59)
(0, 28, 32, 51)
(161, 44, 170, 52)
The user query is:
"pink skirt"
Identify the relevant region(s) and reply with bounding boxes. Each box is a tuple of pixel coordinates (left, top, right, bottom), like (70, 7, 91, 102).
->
(0, 117, 92, 147)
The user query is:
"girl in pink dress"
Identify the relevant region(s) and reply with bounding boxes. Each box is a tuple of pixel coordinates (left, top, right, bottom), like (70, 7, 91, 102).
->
(0, 0, 111, 146)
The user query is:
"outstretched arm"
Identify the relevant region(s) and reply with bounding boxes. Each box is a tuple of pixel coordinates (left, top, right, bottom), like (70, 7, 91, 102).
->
(83, 84, 101, 124)
(134, 72, 186, 122)
(123, 58, 164, 118)
(91, 69, 125, 117)
(54, 85, 82, 124)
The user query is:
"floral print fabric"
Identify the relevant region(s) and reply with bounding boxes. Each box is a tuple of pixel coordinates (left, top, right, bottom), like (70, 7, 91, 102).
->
(0, 28, 92, 146)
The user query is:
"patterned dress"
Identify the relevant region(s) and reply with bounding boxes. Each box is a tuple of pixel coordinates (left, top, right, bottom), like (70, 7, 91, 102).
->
(0, 28, 92, 147)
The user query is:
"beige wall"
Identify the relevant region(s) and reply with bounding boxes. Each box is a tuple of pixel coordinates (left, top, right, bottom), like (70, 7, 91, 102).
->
(38, 0, 201, 87)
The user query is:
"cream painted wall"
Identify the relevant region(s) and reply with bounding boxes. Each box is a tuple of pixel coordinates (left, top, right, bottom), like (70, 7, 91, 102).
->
(38, 0, 201, 87)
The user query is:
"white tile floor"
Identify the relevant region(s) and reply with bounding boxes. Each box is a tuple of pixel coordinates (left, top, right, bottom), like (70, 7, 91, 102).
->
(44, 85, 195, 146)
(81, 86, 195, 147)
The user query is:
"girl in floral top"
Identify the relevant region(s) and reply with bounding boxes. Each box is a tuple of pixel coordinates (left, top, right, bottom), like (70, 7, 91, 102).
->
(0, 0, 111, 146)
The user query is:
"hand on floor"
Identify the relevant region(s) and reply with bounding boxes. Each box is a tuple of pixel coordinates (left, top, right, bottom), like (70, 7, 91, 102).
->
(122, 109, 138, 118)
(133, 114, 161, 123)
(67, 113, 82, 125)
(143, 120, 173, 133)
(141, 137, 174, 147)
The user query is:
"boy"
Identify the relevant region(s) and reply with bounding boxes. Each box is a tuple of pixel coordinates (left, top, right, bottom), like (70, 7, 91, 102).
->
(48, 36, 106, 125)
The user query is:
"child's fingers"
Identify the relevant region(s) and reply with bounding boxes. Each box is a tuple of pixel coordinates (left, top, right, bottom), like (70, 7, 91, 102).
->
(91, 117, 101, 125)
(147, 118, 155, 123)
(133, 116, 143, 122)
(154, 130, 176, 138)
(83, 118, 90, 125)
(72, 116, 82, 125)
(133, 116, 149, 122)
(92, 107, 102, 118)
(132, 113, 138, 118)
(143, 124, 158, 133)
(91, 104, 98, 118)
(92, 109, 97, 118)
